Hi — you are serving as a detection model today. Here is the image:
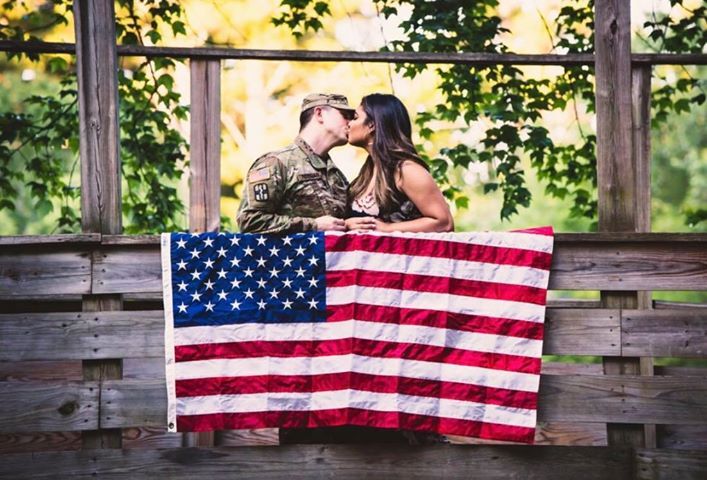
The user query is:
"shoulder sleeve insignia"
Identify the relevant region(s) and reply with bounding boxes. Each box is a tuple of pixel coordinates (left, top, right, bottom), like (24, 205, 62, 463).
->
(253, 183, 269, 202)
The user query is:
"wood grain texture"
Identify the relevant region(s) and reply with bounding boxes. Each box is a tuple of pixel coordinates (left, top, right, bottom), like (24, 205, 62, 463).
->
(90, 237, 707, 294)
(0, 445, 634, 480)
(635, 448, 707, 480)
(99, 374, 707, 429)
(0, 249, 91, 297)
(0, 381, 98, 433)
(0, 235, 100, 246)
(0, 431, 81, 454)
(189, 59, 221, 234)
(2, 39, 706, 64)
(0, 311, 163, 361)
(0, 361, 83, 381)
(447, 421, 607, 446)
(543, 309, 620, 355)
(623, 309, 707, 357)
(657, 425, 707, 450)
(0, 307, 633, 363)
(91, 246, 160, 294)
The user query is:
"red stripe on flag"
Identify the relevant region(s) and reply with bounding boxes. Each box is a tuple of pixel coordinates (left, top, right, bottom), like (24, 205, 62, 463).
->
(326, 269, 549, 305)
(177, 409, 535, 443)
(326, 303, 545, 340)
(175, 372, 538, 410)
(175, 337, 541, 373)
(325, 234, 552, 269)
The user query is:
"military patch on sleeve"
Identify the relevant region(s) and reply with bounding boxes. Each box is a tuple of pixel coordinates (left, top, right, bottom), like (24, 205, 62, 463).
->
(249, 167, 271, 183)
(253, 183, 269, 202)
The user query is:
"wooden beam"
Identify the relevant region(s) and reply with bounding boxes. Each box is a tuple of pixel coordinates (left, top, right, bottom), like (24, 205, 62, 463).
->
(73, 0, 123, 450)
(183, 59, 221, 447)
(0, 445, 637, 480)
(95, 375, 707, 428)
(0, 381, 99, 433)
(86, 237, 707, 295)
(74, 0, 121, 235)
(2, 40, 707, 65)
(189, 59, 221, 233)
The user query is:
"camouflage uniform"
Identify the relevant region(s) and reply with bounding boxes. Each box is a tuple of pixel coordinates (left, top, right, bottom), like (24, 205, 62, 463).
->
(237, 136, 348, 234)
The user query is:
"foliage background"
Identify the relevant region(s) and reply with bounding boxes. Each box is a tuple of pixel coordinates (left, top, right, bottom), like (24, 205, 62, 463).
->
(0, 0, 704, 246)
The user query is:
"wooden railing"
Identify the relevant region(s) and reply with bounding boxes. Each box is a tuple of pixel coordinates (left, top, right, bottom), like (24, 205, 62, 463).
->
(1, 234, 706, 477)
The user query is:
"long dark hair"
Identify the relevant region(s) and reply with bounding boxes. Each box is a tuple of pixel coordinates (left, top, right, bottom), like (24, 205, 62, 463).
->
(348, 93, 428, 216)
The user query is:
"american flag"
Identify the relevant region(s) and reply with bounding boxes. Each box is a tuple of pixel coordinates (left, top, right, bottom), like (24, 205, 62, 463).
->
(161, 228, 554, 443)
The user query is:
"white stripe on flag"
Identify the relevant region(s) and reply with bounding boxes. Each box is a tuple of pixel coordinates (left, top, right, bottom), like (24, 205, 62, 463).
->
(326, 230, 554, 254)
(174, 354, 540, 392)
(174, 319, 543, 358)
(325, 250, 550, 288)
(176, 389, 537, 428)
(326, 285, 547, 323)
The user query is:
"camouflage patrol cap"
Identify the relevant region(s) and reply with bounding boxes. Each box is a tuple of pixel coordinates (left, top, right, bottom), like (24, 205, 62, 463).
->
(301, 93, 355, 114)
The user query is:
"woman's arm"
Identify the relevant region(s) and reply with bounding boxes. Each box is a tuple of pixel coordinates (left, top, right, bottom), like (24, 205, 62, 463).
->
(376, 160, 454, 233)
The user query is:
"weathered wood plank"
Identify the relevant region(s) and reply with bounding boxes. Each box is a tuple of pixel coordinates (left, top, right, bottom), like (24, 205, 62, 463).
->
(74, 0, 121, 235)
(218, 428, 280, 447)
(635, 448, 707, 480)
(0, 431, 81, 454)
(189, 59, 221, 234)
(447, 421, 607, 446)
(539, 375, 707, 424)
(543, 309, 620, 355)
(92, 246, 160, 294)
(0, 308, 627, 362)
(122, 426, 182, 449)
(100, 374, 707, 429)
(0, 445, 634, 480)
(0, 361, 83, 381)
(0, 381, 98, 433)
(549, 240, 707, 290)
(0, 235, 100, 245)
(623, 310, 707, 357)
(2, 39, 706, 65)
(0, 311, 163, 361)
(0, 250, 91, 297)
(91, 238, 707, 294)
(657, 425, 707, 450)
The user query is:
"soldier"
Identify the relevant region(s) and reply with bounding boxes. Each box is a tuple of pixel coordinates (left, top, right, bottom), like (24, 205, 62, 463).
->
(237, 93, 355, 234)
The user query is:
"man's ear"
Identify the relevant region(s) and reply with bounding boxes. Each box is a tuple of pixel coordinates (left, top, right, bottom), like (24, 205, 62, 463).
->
(315, 106, 325, 123)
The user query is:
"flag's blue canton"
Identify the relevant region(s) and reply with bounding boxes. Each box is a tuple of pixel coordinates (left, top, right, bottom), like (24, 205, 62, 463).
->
(170, 232, 326, 327)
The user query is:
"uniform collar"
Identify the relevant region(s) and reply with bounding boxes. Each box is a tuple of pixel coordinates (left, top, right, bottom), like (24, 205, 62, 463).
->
(295, 136, 328, 170)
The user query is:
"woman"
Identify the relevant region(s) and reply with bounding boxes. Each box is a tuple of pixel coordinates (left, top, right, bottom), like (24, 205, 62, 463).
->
(344, 93, 454, 233)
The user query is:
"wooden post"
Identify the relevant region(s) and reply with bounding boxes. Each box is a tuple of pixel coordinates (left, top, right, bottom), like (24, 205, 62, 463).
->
(183, 58, 221, 447)
(189, 59, 222, 233)
(595, 0, 651, 447)
(632, 64, 656, 448)
(74, 0, 122, 449)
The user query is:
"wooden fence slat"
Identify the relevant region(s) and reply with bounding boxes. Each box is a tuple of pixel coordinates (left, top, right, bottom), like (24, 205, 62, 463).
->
(0, 431, 81, 454)
(0, 235, 100, 246)
(543, 309, 620, 355)
(635, 448, 707, 480)
(189, 59, 221, 234)
(623, 310, 707, 357)
(91, 239, 707, 294)
(0, 445, 635, 480)
(0, 250, 91, 297)
(0, 311, 163, 361)
(0, 381, 99, 433)
(0, 361, 83, 381)
(92, 247, 160, 294)
(447, 421, 607, 446)
(99, 374, 707, 429)
(657, 425, 707, 450)
(0, 308, 627, 362)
